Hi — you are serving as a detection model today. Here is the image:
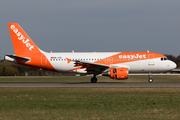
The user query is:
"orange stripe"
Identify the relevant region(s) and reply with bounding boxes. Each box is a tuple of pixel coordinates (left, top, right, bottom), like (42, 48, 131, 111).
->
(95, 52, 165, 65)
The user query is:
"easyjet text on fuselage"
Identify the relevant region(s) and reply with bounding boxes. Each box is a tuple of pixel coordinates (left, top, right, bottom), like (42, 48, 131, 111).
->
(119, 54, 146, 59)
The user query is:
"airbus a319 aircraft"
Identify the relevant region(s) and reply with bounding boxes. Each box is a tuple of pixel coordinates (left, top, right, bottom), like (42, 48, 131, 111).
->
(5, 23, 176, 83)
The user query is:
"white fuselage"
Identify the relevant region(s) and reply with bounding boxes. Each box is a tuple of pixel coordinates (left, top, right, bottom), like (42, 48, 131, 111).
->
(42, 52, 176, 74)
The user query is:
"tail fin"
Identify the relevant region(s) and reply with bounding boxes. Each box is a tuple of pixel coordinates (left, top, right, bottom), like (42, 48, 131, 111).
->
(8, 23, 41, 56)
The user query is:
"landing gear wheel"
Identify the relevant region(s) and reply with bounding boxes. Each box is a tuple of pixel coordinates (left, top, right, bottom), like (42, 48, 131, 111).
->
(148, 73, 153, 83)
(149, 78, 153, 83)
(91, 77, 97, 83)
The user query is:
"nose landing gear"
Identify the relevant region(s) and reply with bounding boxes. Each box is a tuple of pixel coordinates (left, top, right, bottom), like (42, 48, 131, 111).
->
(148, 73, 153, 83)
(148, 78, 153, 83)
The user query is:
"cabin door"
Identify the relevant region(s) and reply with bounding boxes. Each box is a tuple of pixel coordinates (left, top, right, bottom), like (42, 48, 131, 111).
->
(41, 55, 47, 66)
(148, 54, 155, 65)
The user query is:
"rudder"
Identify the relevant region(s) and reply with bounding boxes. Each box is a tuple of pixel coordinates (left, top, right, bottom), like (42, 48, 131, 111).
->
(8, 23, 41, 56)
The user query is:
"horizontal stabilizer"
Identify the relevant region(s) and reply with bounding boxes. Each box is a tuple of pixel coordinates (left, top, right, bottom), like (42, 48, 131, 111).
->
(5, 54, 31, 62)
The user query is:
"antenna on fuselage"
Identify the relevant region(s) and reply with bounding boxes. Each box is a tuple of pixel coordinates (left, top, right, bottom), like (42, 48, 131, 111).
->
(72, 50, 74, 53)
(147, 50, 149, 53)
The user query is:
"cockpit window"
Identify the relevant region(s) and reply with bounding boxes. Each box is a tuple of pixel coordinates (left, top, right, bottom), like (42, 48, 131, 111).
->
(161, 57, 169, 61)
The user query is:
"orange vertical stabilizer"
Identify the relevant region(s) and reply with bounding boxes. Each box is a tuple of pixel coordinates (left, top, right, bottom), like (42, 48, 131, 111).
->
(8, 23, 41, 56)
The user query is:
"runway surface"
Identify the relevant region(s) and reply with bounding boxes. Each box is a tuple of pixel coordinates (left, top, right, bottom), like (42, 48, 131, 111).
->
(0, 82, 180, 87)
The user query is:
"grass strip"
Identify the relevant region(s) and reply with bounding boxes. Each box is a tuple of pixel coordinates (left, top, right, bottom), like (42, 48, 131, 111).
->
(0, 87, 179, 120)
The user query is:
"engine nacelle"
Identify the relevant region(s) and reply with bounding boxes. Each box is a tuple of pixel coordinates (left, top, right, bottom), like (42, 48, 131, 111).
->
(103, 68, 129, 80)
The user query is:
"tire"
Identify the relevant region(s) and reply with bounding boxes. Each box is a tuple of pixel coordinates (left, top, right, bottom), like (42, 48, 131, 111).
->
(91, 77, 97, 83)
(149, 78, 153, 83)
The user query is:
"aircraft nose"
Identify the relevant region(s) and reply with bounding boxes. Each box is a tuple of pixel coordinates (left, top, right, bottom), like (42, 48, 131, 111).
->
(170, 61, 177, 69)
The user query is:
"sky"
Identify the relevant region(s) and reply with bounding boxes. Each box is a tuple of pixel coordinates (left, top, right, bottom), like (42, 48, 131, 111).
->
(0, 0, 180, 59)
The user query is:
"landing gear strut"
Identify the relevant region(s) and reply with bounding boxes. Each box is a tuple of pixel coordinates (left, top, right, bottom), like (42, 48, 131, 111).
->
(148, 73, 153, 83)
(91, 75, 97, 83)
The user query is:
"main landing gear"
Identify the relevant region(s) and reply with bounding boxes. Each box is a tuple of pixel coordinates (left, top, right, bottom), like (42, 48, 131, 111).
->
(91, 75, 97, 83)
(148, 73, 153, 83)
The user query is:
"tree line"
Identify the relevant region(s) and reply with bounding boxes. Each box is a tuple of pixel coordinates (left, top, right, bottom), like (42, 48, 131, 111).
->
(0, 60, 38, 76)
(0, 54, 179, 76)
(164, 54, 180, 68)
(0, 60, 75, 76)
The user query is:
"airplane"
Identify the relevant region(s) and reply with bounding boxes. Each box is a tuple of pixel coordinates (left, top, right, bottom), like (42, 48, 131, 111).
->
(4, 23, 177, 83)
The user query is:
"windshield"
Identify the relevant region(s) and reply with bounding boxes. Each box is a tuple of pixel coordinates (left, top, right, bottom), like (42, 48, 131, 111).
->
(161, 57, 169, 61)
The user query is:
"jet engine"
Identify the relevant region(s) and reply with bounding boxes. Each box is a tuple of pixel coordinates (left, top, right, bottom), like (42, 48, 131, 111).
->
(102, 68, 129, 80)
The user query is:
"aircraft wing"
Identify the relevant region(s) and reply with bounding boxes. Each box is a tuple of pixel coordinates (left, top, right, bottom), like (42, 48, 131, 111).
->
(74, 60, 109, 68)
(67, 58, 109, 74)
